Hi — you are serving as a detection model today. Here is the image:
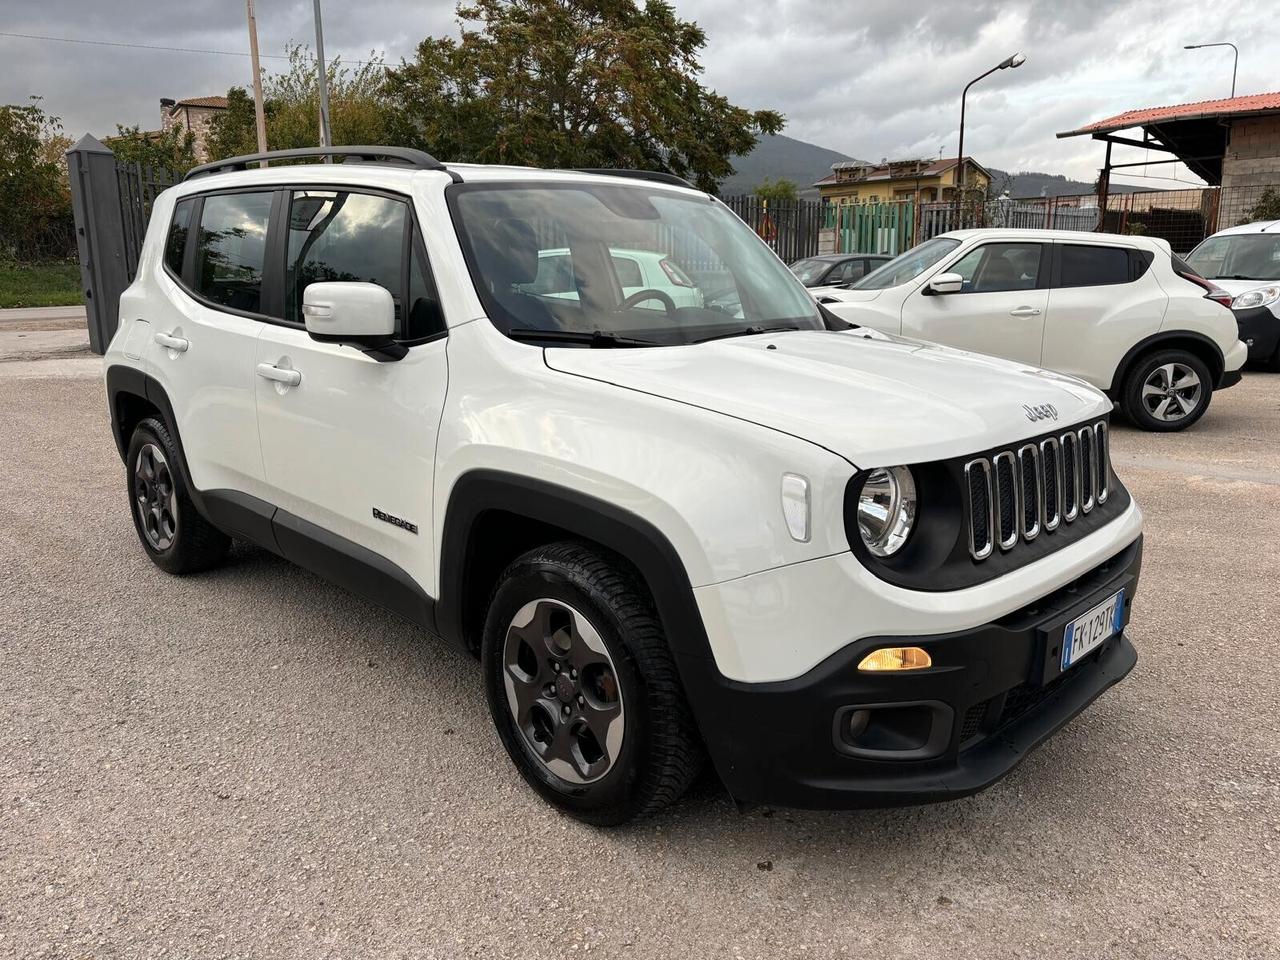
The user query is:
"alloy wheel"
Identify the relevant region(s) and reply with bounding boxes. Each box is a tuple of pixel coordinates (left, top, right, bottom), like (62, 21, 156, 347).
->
(1141, 362, 1202, 423)
(134, 442, 178, 551)
(501, 598, 625, 785)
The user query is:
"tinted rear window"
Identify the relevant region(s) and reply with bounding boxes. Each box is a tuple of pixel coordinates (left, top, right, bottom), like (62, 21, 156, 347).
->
(194, 192, 273, 314)
(1058, 245, 1131, 287)
(165, 199, 194, 277)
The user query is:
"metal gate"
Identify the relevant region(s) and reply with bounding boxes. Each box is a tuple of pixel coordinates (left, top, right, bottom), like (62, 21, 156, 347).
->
(66, 134, 178, 354)
(723, 196, 824, 262)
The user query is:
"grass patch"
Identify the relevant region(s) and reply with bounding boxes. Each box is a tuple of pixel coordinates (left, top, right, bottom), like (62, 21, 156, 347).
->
(0, 260, 83, 309)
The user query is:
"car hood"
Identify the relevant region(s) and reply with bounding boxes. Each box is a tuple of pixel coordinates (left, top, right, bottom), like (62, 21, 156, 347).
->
(545, 330, 1111, 466)
(810, 286, 886, 304)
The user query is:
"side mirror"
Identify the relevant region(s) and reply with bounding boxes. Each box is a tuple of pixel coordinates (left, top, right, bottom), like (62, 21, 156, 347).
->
(302, 281, 405, 361)
(924, 273, 965, 295)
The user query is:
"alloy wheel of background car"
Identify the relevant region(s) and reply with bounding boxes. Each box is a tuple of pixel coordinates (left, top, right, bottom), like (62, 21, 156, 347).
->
(501, 597, 626, 784)
(133, 442, 178, 552)
(1141, 361, 1203, 424)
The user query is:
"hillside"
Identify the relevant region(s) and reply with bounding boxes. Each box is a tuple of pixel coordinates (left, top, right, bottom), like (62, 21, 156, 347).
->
(723, 134, 1150, 199)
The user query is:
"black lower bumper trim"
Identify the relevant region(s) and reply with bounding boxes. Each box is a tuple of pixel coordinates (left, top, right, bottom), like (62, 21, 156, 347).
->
(1233, 305, 1280, 364)
(678, 536, 1143, 809)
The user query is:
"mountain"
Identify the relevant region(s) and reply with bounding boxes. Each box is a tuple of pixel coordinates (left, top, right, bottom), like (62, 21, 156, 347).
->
(722, 134, 863, 198)
(722, 133, 1152, 199)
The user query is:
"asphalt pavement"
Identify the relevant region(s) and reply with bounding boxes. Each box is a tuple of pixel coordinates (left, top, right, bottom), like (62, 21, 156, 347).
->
(1, 351, 1277, 959)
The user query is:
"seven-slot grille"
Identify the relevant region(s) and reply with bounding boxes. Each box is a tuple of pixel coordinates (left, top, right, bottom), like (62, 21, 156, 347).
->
(964, 421, 1111, 561)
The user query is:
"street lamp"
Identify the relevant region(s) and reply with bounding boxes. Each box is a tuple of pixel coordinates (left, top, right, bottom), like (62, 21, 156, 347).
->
(956, 53, 1026, 213)
(1184, 42, 1239, 98)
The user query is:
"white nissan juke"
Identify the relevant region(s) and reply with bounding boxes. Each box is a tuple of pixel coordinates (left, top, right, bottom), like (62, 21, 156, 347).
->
(816, 229, 1248, 432)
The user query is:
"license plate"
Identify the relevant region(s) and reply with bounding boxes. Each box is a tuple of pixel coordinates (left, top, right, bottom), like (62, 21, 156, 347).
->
(1062, 589, 1124, 670)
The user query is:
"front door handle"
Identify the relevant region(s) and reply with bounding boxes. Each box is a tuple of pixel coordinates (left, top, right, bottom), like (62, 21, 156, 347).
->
(1009, 307, 1042, 317)
(256, 362, 302, 387)
(154, 332, 189, 352)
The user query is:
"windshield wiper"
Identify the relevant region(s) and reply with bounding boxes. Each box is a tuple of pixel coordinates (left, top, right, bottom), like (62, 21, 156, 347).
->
(508, 327, 658, 348)
(691, 324, 801, 345)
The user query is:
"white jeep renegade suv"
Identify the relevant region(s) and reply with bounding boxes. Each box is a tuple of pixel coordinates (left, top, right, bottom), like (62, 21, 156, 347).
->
(104, 147, 1145, 824)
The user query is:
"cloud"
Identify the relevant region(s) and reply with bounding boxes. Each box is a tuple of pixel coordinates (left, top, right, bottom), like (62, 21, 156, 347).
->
(3, 0, 1277, 185)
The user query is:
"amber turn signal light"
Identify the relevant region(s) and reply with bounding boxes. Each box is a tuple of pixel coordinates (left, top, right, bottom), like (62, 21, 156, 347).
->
(857, 646, 932, 672)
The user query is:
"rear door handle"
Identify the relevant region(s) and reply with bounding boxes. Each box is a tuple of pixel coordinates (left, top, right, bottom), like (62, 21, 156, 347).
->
(256, 362, 302, 387)
(154, 332, 189, 352)
(1009, 307, 1042, 317)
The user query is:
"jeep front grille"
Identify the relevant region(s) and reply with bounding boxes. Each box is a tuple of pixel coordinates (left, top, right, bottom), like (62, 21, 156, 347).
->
(965, 420, 1112, 561)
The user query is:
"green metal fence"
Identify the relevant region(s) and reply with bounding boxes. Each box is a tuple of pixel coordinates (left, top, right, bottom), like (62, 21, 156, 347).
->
(825, 201, 916, 256)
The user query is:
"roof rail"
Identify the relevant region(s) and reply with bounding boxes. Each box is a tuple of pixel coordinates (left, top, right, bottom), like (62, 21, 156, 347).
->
(574, 168, 697, 190)
(184, 146, 461, 182)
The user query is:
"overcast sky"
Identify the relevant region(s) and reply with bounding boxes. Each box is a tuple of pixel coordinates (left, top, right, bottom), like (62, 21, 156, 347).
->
(4, 0, 1277, 187)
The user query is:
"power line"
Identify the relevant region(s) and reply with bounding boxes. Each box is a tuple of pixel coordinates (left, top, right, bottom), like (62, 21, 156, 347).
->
(0, 29, 382, 66)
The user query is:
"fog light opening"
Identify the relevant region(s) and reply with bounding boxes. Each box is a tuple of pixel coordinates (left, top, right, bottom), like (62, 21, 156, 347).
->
(857, 646, 932, 672)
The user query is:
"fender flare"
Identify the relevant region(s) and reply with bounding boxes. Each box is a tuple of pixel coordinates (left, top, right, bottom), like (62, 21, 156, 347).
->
(1105, 330, 1226, 396)
(105, 364, 204, 512)
(436, 469, 716, 665)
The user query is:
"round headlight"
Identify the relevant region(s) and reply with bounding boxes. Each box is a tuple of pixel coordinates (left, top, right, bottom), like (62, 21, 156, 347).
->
(1231, 286, 1280, 310)
(857, 466, 917, 557)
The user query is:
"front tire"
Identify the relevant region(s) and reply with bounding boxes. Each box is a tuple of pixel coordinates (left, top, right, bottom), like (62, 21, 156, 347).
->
(1121, 349, 1213, 432)
(482, 542, 702, 825)
(125, 417, 230, 574)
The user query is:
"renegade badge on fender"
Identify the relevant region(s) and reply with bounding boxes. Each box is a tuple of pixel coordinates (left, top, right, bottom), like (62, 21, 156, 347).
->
(104, 146, 1143, 824)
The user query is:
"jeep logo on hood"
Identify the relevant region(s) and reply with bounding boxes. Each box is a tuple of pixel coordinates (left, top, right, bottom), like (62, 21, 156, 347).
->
(1023, 403, 1059, 422)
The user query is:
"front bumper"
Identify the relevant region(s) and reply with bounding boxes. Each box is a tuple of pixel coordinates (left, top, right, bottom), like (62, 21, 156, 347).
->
(679, 536, 1142, 809)
(1233, 305, 1280, 363)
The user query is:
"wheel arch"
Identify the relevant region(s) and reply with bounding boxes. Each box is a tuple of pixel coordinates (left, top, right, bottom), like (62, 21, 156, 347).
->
(437, 470, 714, 665)
(1106, 331, 1225, 397)
(105, 364, 204, 512)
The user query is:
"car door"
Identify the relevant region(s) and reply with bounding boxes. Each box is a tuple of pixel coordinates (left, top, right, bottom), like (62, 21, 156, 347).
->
(254, 186, 449, 595)
(147, 190, 273, 498)
(1041, 242, 1162, 388)
(903, 240, 1050, 366)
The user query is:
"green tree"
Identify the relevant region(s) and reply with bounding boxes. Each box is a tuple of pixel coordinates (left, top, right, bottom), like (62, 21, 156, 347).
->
(1242, 187, 1280, 225)
(207, 45, 397, 161)
(384, 0, 785, 192)
(753, 177, 798, 202)
(0, 98, 74, 261)
(109, 124, 198, 174)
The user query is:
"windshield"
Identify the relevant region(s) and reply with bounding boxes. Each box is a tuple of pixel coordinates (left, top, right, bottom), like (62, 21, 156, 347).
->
(851, 237, 961, 290)
(450, 182, 824, 345)
(789, 258, 833, 285)
(1187, 233, 1280, 281)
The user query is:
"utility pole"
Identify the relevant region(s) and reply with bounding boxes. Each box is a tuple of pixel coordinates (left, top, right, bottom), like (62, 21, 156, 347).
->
(313, 0, 333, 157)
(245, 0, 269, 166)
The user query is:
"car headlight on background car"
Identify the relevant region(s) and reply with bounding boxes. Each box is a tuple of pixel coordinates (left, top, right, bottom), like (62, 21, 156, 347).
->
(1231, 286, 1280, 310)
(856, 466, 917, 557)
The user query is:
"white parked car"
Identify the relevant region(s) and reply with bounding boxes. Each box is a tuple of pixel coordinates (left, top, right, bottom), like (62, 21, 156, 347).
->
(818, 229, 1248, 431)
(1185, 220, 1280, 370)
(524, 246, 705, 310)
(104, 148, 1143, 823)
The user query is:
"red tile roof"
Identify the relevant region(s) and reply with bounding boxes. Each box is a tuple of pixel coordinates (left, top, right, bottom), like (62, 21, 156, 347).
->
(172, 96, 229, 110)
(813, 157, 990, 189)
(1058, 91, 1280, 138)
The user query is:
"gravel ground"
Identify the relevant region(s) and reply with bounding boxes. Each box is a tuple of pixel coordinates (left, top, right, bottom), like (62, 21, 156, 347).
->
(1, 364, 1278, 959)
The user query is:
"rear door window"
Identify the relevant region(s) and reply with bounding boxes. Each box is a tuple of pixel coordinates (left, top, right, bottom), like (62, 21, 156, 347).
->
(193, 191, 274, 314)
(165, 199, 194, 277)
(1057, 244, 1132, 287)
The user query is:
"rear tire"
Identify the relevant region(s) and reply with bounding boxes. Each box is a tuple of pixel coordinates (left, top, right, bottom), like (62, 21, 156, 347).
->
(481, 541, 703, 825)
(1121, 349, 1213, 432)
(125, 417, 230, 574)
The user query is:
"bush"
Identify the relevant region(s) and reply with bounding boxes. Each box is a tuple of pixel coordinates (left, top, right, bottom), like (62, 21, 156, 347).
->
(0, 98, 75, 262)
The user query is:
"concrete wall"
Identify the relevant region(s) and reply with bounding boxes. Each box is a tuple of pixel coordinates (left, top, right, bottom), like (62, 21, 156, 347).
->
(1222, 115, 1280, 191)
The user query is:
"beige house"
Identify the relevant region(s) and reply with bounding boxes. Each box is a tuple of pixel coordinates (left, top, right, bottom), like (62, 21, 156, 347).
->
(814, 157, 992, 205)
(159, 96, 228, 162)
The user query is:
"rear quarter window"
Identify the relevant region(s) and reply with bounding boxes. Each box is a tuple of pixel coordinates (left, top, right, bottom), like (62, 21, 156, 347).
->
(1057, 244, 1132, 287)
(164, 199, 194, 277)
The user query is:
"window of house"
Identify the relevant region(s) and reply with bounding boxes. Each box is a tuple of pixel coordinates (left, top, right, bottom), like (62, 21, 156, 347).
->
(193, 191, 274, 314)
